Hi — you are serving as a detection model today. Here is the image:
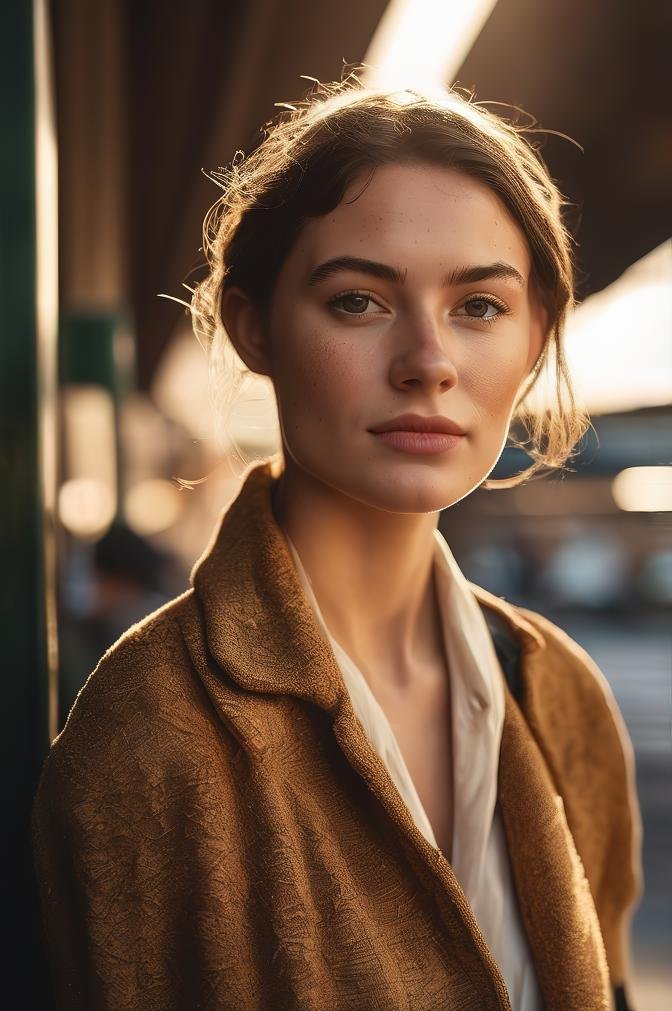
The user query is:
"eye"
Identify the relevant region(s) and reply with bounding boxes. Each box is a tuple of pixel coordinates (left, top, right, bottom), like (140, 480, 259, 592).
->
(327, 290, 384, 316)
(453, 296, 509, 322)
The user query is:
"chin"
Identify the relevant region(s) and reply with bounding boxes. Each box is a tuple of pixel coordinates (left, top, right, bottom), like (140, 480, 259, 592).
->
(326, 463, 482, 515)
(284, 438, 500, 515)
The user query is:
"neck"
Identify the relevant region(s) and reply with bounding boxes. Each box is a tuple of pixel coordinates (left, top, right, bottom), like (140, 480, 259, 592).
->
(272, 459, 444, 693)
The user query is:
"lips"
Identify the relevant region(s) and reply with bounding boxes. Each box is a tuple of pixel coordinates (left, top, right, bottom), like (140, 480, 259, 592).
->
(371, 429, 464, 455)
(369, 413, 466, 436)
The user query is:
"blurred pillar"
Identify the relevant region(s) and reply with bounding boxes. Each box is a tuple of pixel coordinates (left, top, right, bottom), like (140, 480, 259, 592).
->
(1, 0, 59, 1004)
(50, 0, 132, 539)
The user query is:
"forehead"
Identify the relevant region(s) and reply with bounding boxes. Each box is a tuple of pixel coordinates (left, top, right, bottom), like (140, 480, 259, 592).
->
(288, 162, 532, 282)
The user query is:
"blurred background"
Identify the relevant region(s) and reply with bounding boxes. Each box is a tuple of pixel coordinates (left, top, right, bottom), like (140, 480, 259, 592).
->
(4, 0, 670, 1006)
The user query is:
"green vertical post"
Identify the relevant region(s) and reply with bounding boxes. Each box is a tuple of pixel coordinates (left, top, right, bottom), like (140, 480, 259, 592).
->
(1, 0, 58, 1004)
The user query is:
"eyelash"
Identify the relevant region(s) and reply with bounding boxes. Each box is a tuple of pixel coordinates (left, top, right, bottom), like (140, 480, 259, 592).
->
(326, 289, 511, 326)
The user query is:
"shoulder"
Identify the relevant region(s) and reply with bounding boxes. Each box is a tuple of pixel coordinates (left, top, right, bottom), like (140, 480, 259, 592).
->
(510, 602, 634, 756)
(477, 586, 640, 833)
(473, 583, 627, 732)
(473, 583, 640, 818)
(56, 587, 201, 737)
(511, 601, 638, 808)
(37, 587, 231, 809)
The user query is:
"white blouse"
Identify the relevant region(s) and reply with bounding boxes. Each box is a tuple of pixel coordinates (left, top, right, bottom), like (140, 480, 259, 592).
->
(282, 525, 544, 1011)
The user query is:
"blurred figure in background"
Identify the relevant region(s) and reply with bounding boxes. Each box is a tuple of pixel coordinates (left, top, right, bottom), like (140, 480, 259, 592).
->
(58, 524, 185, 723)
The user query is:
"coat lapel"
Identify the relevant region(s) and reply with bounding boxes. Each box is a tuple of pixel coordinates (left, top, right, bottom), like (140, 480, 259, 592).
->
(190, 460, 344, 712)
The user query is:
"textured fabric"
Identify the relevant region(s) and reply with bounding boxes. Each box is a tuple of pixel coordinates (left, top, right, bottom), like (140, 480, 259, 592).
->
(32, 460, 643, 1010)
(282, 525, 544, 1010)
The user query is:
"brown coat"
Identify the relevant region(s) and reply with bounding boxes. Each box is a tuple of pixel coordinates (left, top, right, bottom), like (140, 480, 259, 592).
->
(32, 461, 642, 1010)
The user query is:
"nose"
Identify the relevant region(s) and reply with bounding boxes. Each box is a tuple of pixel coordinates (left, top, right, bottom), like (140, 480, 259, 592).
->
(388, 314, 459, 393)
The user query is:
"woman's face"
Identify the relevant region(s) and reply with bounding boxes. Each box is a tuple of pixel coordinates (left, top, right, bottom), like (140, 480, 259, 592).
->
(262, 161, 547, 513)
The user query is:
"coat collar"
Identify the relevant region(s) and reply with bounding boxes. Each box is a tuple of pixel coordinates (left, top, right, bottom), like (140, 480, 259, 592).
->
(190, 459, 545, 709)
(190, 460, 345, 710)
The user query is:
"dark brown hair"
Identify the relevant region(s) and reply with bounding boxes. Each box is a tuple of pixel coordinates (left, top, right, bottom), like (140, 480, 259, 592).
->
(190, 70, 589, 488)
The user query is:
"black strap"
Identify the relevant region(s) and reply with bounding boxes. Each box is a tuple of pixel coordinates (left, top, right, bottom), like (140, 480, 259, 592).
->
(614, 984, 633, 1010)
(477, 601, 523, 704)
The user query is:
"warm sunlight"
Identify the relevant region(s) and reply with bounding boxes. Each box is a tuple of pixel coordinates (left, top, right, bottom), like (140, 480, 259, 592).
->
(363, 0, 499, 90)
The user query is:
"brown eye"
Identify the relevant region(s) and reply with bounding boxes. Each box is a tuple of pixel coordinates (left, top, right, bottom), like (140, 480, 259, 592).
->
(331, 293, 372, 314)
(464, 298, 490, 317)
(453, 296, 508, 323)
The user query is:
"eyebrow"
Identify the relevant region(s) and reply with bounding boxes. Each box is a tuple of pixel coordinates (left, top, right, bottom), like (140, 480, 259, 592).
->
(306, 255, 525, 289)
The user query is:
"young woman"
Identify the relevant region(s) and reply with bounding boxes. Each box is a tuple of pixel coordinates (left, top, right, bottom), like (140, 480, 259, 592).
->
(33, 75, 642, 1010)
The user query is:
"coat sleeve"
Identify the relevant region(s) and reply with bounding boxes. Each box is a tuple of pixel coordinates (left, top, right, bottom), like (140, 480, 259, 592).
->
(31, 745, 182, 1010)
(32, 723, 255, 1011)
(32, 751, 109, 1010)
(30, 655, 250, 1009)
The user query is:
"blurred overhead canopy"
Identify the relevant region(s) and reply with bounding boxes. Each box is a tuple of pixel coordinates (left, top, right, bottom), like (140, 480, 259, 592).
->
(526, 241, 672, 416)
(51, 0, 671, 389)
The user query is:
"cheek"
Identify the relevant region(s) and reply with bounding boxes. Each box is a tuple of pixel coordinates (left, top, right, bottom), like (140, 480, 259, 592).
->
(275, 330, 364, 425)
(460, 341, 529, 421)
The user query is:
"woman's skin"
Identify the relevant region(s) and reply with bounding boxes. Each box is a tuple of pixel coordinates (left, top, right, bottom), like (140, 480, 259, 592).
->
(221, 162, 547, 700)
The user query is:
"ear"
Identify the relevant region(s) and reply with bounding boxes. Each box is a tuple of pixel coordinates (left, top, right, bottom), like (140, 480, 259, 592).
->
(220, 286, 274, 378)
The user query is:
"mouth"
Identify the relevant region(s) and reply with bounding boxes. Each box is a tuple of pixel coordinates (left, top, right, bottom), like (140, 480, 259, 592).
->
(369, 430, 465, 455)
(369, 413, 466, 436)
(368, 412, 466, 454)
